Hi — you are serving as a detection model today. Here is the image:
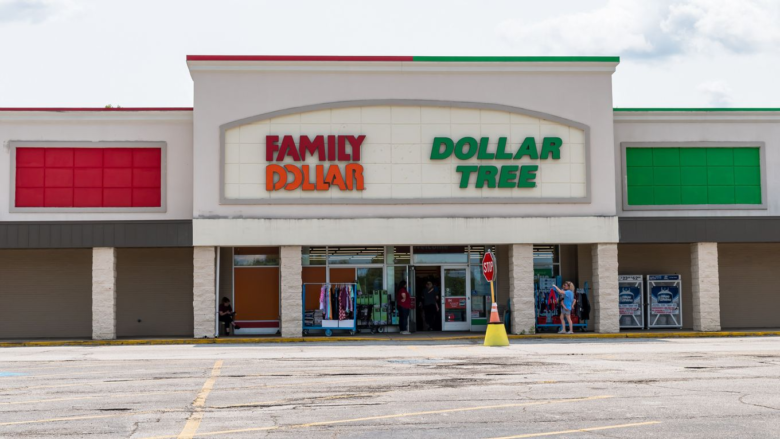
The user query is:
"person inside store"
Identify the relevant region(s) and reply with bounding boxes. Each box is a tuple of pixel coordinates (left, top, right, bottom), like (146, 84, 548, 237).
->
(422, 280, 440, 331)
(218, 297, 241, 336)
(397, 280, 413, 335)
(553, 281, 576, 334)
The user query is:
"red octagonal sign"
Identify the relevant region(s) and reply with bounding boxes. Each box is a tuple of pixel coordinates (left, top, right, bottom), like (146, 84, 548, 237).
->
(482, 251, 495, 283)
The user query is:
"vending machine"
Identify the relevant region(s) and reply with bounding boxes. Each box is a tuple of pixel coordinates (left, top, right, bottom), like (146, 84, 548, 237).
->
(647, 274, 683, 329)
(618, 275, 644, 329)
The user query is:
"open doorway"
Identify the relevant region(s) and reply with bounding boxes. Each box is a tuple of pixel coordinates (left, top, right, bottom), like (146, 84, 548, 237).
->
(414, 266, 441, 331)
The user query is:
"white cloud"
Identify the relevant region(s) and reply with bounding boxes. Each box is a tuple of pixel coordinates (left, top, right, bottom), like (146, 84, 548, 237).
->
(497, 0, 780, 58)
(697, 80, 734, 106)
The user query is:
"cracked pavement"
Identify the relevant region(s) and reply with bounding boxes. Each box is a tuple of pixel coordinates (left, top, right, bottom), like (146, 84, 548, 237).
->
(0, 337, 779, 438)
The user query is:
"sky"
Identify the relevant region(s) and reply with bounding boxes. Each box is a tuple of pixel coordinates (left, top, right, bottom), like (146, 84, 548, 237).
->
(0, 0, 779, 108)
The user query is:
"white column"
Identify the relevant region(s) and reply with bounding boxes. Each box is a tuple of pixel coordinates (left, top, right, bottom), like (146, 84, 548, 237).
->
(592, 243, 619, 333)
(193, 247, 216, 338)
(691, 242, 721, 332)
(280, 246, 303, 338)
(92, 247, 117, 340)
(508, 244, 535, 334)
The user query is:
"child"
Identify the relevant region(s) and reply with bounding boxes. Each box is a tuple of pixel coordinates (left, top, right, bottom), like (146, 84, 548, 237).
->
(553, 281, 577, 334)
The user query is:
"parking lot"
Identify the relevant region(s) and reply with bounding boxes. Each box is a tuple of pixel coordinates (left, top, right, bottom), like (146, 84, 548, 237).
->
(1, 337, 779, 438)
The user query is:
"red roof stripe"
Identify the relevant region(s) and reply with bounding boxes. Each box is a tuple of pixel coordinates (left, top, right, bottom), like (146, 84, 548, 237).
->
(186, 55, 414, 62)
(0, 108, 193, 112)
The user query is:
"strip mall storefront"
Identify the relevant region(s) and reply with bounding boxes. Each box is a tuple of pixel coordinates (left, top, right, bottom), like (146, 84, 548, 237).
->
(1, 55, 778, 339)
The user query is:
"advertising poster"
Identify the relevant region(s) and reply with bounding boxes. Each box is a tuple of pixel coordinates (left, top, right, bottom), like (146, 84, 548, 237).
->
(647, 274, 683, 328)
(618, 274, 644, 328)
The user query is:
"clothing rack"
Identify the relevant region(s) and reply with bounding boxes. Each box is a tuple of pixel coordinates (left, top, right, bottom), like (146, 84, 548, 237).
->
(302, 282, 357, 337)
(534, 276, 590, 333)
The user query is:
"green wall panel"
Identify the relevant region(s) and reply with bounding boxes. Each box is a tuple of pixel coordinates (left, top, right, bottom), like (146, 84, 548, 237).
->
(626, 148, 653, 167)
(706, 148, 733, 166)
(626, 147, 761, 206)
(680, 167, 707, 186)
(680, 149, 707, 166)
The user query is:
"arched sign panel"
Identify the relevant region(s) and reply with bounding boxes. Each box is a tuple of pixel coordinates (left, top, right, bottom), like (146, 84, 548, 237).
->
(220, 100, 590, 204)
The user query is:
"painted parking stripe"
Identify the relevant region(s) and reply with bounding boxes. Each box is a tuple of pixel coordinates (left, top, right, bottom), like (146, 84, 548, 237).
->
(0, 410, 179, 427)
(488, 421, 661, 439)
(141, 395, 613, 439)
(176, 360, 223, 439)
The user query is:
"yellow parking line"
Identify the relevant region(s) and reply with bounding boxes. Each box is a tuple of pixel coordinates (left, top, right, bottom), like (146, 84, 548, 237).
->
(488, 421, 661, 438)
(0, 389, 194, 406)
(141, 395, 613, 438)
(177, 360, 222, 439)
(0, 409, 176, 427)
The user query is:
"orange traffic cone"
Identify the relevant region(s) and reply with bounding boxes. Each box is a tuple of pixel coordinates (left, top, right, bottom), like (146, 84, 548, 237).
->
(489, 302, 501, 323)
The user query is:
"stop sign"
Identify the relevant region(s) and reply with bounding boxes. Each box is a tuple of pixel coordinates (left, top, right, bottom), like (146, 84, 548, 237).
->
(482, 251, 495, 283)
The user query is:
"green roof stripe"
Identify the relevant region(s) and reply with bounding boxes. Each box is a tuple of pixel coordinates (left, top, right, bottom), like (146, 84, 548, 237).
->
(615, 108, 780, 112)
(412, 56, 620, 63)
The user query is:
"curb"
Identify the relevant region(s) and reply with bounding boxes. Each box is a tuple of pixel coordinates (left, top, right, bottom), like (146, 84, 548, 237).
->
(1, 331, 778, 348)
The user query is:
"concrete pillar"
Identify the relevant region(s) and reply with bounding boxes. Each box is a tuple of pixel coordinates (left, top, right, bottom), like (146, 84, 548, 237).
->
(280, 246, 303, 338)
(508, 244, 535, 334)
(92, 247, 117, 340)
(193, 247, 216, 338)
(691, 242, 721, 331)
(592, 243, 620, 333)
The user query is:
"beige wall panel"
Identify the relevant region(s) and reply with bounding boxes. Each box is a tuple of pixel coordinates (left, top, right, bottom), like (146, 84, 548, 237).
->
(116, 248, 194, 337)
(618, 244, 693, 329)
(0, 249, 91, 339)
(719, 244, 780, 329)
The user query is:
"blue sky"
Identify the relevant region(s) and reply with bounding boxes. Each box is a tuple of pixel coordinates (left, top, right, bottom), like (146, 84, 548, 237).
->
(1, 0, 778, 107)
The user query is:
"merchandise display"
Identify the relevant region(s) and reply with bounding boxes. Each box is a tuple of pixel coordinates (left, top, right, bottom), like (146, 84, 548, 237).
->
(534, 276, 589, 332)
(302, 283, 357, 336)
(357, 289, 395, 333)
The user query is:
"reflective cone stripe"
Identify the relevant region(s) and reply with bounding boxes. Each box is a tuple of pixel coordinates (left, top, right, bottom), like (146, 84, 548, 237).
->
(489, 302, 501, 324)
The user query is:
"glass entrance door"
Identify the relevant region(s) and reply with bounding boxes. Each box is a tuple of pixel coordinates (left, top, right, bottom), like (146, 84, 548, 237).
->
(441, 267, 470, 331)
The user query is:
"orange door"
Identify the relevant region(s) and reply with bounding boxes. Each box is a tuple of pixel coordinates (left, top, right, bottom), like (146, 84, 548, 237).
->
(233, 267, 280, 321)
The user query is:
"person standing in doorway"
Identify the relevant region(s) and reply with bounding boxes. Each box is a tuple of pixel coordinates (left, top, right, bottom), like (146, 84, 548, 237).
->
(553, 282, 576, 334)
(397, 280, 412, 335)
(422, 280, 440, 331)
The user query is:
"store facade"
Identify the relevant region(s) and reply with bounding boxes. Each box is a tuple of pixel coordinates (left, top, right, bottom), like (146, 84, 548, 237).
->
(1, 55, 778, 339)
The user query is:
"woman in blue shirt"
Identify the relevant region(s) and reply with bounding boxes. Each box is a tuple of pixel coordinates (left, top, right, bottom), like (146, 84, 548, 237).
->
(553, 281, 577, 334)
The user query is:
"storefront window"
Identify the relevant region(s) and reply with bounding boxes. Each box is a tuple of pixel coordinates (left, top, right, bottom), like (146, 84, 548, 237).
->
(412, 245, 468, 264)
(357, 267, 384, 295)
(468, 245, 496, 265)
(386, 266, 408, 301)
(328, 247, 384, 265)
(234, 247, 280, 266)
(533, 245, 560, 279)
(301, 246, 327, 266)
(385, 246, 411, 265)
(470, 265, 491, 322)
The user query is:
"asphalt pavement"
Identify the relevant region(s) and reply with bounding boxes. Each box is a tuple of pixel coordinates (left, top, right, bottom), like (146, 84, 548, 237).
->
(1, 337, 779, 438)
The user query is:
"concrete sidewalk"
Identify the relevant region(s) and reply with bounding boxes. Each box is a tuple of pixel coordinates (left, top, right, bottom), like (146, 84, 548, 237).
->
(1, 329, 779, 348)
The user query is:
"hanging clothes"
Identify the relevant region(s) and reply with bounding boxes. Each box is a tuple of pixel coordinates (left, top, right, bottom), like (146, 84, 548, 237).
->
(339, 286, 349, 320)
(577, 291, 591, 320)
(319, 285, 328, 313)
(547, 288, 558, 315)
(331, 285, 339, 320)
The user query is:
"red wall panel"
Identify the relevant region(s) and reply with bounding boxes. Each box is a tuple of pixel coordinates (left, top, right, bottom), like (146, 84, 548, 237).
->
(15, 147, 162, 209)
